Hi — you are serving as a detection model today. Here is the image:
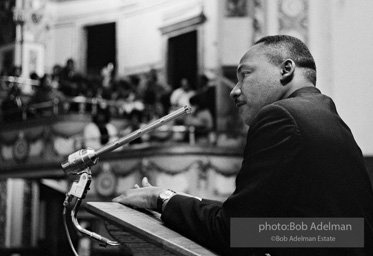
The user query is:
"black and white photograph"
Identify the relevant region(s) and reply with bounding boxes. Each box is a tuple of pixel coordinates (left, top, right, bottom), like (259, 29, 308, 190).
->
(0, 0, 372, 255)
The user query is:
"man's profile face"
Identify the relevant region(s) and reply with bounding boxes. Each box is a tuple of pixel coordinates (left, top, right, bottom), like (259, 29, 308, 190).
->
(231, 44, 284, 126)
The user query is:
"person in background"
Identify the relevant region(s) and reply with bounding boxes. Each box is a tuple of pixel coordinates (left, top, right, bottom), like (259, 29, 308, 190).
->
(51, 64, 62, 90)
(29, 72, 40, 93)
(59, 58, 80, 97)
(184, 94, 213, 144)
(29, 72, 40, 83)
(116, 79, 145, 120)
(170, 77, 196, 109)
(28, 74, 66, 117)
(195, 74, 216, 129)
(92, 106, 112, 145)
(142, 68, 171, 120)
(1, 84, 23, 122)
(11, 65, 22, 78)
(99, 63, 115, 100)
(112, 35, 373, 256)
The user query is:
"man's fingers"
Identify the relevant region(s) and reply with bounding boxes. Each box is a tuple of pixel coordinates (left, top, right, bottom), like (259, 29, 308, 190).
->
(142, 177, 152, 187)
(112, 186, 165, 210)
(112, 196, 121, 202)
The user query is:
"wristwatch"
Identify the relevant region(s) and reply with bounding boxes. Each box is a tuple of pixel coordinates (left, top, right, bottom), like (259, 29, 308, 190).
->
(157, 189, 176, 213)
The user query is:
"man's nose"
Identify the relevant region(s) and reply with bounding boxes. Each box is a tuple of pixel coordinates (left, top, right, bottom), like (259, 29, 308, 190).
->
(230, 84, 241, 99)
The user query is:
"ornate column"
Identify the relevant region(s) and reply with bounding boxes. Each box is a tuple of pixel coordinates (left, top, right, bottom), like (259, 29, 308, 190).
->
(0, 179, 39, 247)
(12, 0, 49, 80)
(0, 180, 7, 246)
(13, 0, 25, 71)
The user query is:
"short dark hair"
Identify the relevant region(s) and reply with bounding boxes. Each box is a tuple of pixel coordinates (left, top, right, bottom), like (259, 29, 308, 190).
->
(254, 35, 317, 85)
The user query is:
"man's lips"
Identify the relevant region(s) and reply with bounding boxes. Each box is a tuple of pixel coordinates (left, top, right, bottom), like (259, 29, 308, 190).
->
(235, 100, 245, 109)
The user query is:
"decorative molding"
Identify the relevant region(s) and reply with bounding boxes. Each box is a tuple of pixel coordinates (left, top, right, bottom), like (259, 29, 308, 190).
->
(159, 13, 206, 35)
(252, 0, 266, 42)
(278, 0, 308, 43)
(140, 158, 239, 178)
(95, 163, 117, 198)
(0, 116, 244, 185)
(22, 0, 51, 43)
(225, 0, 249, 17)
(13, 134, 29, 163)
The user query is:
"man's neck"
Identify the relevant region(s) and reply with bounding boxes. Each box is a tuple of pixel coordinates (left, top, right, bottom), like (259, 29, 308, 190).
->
(282, 79, 315, 99)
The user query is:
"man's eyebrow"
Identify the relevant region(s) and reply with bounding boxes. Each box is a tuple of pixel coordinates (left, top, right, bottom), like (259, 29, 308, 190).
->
(237, 64, 252, 73)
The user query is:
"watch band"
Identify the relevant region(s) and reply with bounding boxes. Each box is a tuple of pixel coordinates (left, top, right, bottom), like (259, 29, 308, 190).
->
(157, 189, 176, 213)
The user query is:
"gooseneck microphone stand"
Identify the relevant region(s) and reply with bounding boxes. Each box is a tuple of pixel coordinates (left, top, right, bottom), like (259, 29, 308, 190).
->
(61, 105, 192, 255)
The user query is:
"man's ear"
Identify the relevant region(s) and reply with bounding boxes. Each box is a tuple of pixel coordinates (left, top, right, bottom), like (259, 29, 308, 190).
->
(280, 59, 295, 85)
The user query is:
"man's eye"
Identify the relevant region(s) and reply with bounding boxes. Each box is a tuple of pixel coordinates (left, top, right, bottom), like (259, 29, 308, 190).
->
(242, 72, 250, 77)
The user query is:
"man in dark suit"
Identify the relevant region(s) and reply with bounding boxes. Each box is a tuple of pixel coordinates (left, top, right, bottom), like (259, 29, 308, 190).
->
(113, 35, 373, 256)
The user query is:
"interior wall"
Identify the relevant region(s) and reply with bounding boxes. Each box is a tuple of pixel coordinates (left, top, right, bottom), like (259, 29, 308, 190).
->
(118, 8, 163, 75)
(221, 18, 253, 66)
(47, 0, 125, 73)
(118, 0, 203, 76)
(51, 24, 75, 68)
(290, 0, 373, 156)
(330, 0, 373, 156)
(201, 0, 220, 75)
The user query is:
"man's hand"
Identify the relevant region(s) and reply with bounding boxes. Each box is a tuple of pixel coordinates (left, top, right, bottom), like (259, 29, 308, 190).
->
(112, 177, 165, 211)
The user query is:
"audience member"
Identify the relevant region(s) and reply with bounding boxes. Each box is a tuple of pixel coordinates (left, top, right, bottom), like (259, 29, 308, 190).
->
(99, 63, 115, 100)
(11, 65, 22, 78)
(121, 109, 144, 145)
(1, 84, 23, 122)
(29, 72, 39, 81)
(184, 95, 213, 144)
(28, 74, 66, 117)
(0, 66, 27, 94)
(29, 72, 40, 91)
(1, 66, 22, 90)
(92, 105, 112, 145)
(129, 75, 141, 97)
(170, 78, 196, 109)
(83, 104, 119, 149)
(59, 58, 80, 96)
(141, 69, 171, 120)
(117, 89, 145, 119)
(196, 74, 216, 127)
(51, 64, 62, 90)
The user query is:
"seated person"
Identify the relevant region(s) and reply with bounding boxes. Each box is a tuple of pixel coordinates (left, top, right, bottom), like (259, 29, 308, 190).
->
(184, 95, 213, 144)
(28, 74, 66, 117)
(1, 85, 23, 122)
(170, 78, 196, 109)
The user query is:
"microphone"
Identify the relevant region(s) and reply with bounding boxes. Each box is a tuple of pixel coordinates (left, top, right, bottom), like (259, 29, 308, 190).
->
(61, 105, 192, 252)
(61, 105, 192, 176)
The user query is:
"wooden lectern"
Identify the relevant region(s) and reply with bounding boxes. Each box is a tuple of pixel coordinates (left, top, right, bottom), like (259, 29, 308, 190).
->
(85, 202, 219, 256)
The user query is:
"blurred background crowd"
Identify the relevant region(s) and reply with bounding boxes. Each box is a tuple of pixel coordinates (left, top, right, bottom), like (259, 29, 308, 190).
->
(1, 58, 217, 145)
